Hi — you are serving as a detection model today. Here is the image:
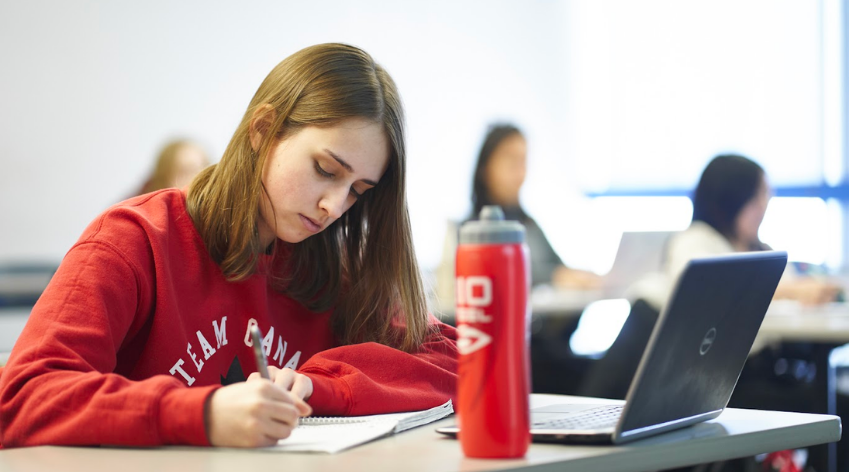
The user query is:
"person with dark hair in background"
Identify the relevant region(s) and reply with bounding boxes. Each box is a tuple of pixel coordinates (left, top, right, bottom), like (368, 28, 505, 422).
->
(692, 153, 771, 251)
(666, 154, 840, 305)
(435, 124, 599, 306)
(469, 124, 599, 288)
(649, 155, 843, 471)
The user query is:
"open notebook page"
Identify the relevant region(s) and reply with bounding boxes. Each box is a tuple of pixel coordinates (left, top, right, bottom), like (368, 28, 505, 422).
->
(266, 399, 453, 453)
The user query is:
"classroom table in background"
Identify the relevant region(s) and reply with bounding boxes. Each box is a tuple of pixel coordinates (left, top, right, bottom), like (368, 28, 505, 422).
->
(0, 307, 31, 357)
(755, 300, 849, 472)
(761, 300, 849, 343)
(433, 287, 605, 320)
(433, 288, 601, 397)
(0, 394, 840, 472)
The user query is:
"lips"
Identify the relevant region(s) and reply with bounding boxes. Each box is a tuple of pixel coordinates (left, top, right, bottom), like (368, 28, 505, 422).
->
(300, 214, 322, 233)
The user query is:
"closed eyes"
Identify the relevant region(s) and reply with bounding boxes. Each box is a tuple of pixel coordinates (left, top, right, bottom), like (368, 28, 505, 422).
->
(314, 161, 333, 178)
(314, 161, 364, 199)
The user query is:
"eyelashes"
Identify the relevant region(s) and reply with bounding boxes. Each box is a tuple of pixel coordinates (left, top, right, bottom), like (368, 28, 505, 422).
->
(314, 161, 333, 178)
(314, 161, 362, 199)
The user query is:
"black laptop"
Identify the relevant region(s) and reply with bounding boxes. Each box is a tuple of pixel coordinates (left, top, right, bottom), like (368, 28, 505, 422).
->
(438, 251, 787, 444)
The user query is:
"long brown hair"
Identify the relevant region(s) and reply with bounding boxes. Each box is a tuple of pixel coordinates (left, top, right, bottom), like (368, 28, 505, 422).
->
(186, 43, 429, 352)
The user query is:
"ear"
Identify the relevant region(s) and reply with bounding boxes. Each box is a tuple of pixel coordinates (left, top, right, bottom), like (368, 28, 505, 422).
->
(249, 104, 277, 152)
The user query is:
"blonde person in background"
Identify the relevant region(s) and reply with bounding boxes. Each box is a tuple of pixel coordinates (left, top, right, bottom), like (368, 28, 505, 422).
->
(137, 139, 210, 195)
(664, 154, 840, 306)
(435, 124, 600, 307)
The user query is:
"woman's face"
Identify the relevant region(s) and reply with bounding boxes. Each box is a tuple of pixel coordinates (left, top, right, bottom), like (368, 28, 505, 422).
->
(258, 117, 389, 246)
(734, 175, 771, 246)
(484, 134, 527, 206)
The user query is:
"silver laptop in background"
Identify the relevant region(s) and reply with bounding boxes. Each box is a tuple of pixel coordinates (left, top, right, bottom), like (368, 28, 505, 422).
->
(438, 251, 788, 444)
(602, 231, 672, 297)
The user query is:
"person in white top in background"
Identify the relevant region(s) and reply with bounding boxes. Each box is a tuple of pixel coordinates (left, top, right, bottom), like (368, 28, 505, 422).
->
(614, 154, 844, 472)
(665, 154, 840, 306)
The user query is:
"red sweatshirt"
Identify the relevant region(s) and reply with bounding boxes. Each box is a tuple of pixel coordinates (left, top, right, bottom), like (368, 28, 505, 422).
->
(0, 189, 457, 447)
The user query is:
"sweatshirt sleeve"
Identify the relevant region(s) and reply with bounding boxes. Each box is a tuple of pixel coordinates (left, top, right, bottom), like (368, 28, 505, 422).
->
(0, 240, 217, 447)
(300, 318, 458, 416)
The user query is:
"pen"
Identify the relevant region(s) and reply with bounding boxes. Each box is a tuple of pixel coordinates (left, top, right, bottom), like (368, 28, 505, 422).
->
(250, 324, 271, 380)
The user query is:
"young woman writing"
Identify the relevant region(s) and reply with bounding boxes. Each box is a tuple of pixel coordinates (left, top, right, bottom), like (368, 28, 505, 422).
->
(0, 43, 457, 448)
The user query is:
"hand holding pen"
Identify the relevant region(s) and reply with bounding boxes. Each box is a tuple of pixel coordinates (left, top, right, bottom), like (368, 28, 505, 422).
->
(248, 324, 315, 403)
(204, 324, 312, 447)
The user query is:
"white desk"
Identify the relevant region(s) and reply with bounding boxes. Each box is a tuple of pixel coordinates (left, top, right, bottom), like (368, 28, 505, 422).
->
(761, 301, 849, 343)
(0, 394, 840, 472)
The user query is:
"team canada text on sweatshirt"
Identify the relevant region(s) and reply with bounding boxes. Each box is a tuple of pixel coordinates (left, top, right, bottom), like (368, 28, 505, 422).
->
(0, 189, 458, 447)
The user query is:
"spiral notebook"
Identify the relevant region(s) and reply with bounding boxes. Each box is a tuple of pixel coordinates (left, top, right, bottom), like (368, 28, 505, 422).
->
(268, 399, 453, 453)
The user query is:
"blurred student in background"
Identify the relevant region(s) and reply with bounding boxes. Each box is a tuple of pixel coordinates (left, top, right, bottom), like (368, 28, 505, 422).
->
(436, 124, 599, 305)
(665, 154, 840, 305)
(660, 155, 845, 472)
(137, 139, 210, 195)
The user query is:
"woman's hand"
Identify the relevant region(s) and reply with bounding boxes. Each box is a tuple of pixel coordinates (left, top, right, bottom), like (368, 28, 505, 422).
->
(205, 378, 312, 447)
(248, 366, 314, 402)
(552, 266, 603, 290)
(776, 278, 842, 306)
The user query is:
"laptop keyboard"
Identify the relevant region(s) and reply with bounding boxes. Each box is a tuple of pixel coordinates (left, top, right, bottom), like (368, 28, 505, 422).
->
(533, 405, 624, 430)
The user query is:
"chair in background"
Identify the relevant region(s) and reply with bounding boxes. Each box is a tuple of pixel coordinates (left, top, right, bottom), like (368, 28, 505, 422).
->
(577, 298, 660, 400)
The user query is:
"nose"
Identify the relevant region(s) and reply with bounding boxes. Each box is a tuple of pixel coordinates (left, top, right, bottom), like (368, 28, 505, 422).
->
(319, 185, 351, 220)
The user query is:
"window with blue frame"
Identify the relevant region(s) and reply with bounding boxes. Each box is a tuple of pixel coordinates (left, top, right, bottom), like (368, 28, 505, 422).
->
(555, 0, 846, 271)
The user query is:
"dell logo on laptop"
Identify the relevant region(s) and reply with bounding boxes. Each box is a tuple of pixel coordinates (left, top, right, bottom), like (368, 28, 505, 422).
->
(699, 328, 717, 355)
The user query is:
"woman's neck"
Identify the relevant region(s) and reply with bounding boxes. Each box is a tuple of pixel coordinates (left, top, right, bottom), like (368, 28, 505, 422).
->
(493, 196, 520, 208)
(729, 236, 753, 252)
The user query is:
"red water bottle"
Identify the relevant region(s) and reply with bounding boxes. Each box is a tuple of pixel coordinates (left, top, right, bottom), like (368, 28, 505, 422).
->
(455, 205, 531, 458)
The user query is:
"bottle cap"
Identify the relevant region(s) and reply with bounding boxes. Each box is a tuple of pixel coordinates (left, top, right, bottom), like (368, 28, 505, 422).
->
(459, 205, 526, 244)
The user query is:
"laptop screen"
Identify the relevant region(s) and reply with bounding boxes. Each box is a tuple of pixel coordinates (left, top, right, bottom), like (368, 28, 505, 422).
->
(617, 251, 787, 439)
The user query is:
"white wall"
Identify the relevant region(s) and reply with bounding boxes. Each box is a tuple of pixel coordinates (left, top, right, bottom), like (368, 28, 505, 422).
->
(0, 1, 571, 271)
(2, 1, 833, 275)
(561, 0, 823, 191)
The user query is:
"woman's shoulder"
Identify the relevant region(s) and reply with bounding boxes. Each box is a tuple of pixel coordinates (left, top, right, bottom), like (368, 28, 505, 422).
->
(98, 188, 188, 226)
(76, 189, 200, 258)
(114, 187, 187, 213)
(667, 221, 734, 256)
(672, 220, 721, 240)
